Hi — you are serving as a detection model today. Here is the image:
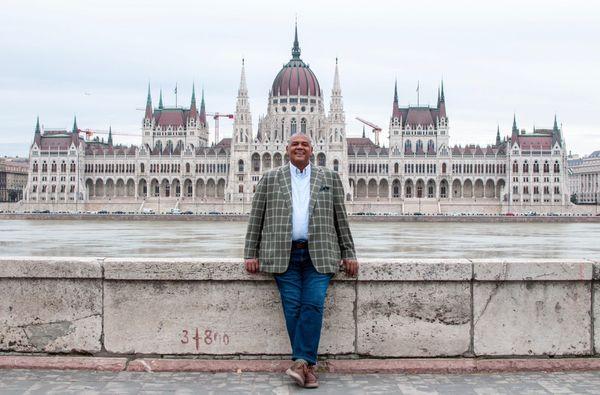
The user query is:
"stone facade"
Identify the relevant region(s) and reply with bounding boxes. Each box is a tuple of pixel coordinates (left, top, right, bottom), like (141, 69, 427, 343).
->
(0, 158, 28, 202)
(568, 151, 600, 204)
(23, 27, 570, 212)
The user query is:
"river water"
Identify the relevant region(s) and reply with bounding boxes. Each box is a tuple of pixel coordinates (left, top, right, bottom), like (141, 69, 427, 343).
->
(0, 220, 598, 259)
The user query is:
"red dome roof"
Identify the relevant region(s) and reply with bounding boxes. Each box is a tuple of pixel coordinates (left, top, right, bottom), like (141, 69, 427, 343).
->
(271, 26, 321, 98)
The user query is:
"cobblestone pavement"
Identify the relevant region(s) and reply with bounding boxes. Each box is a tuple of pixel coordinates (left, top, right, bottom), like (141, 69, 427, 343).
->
(1, 369, 600, 394)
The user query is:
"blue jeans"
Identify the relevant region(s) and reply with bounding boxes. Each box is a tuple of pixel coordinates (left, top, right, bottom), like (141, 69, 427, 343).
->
(274, 246, 333, 366)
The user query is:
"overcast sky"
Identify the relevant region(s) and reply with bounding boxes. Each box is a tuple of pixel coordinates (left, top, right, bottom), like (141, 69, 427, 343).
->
(1, 0, 599, 158)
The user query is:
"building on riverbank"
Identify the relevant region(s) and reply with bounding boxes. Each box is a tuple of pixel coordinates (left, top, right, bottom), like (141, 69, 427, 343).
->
(568, 151, 600, 204)
(0, 157, 28, 202)
(23, 25, 570, 213)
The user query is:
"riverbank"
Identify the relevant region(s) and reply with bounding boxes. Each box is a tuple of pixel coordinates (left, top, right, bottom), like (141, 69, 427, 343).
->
(1, 212, 599, 222)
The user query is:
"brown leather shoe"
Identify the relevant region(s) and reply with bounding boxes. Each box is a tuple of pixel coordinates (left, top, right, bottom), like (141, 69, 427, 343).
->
(304, 365, 319, 389)
(285, 361, 306, 387)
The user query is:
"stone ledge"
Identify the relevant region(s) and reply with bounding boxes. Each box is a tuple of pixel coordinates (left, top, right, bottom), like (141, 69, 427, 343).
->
(3, 356, 600, 373)
(0, 257, 102, 279)
(473, 259, 592, 281)
(358, 259, 471, 281)
(0, 356, 127, 371)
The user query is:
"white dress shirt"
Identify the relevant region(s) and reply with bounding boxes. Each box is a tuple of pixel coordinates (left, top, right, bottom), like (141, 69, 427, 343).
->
(290, 162, 311, 241)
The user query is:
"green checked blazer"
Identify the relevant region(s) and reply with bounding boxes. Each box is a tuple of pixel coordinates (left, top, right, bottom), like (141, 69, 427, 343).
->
(244, 163, 356, 274)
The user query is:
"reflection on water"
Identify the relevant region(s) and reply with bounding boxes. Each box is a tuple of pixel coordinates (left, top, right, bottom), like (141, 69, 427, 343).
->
(0, 220, 598, 259)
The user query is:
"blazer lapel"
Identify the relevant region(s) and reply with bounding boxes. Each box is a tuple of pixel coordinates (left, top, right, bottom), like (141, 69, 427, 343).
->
(278, 163, 292, 208)
(308, 166, 324, 216)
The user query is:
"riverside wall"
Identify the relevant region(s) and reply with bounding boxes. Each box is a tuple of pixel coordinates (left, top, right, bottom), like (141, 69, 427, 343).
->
(1, 257, 599, 358)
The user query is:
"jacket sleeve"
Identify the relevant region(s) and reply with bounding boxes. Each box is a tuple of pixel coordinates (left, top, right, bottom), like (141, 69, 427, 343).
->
(244, 174, 267, 259)
(332, 171, 356, 260)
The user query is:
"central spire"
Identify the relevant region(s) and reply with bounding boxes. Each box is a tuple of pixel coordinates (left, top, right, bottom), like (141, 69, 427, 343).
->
(291, 21, 301, 59)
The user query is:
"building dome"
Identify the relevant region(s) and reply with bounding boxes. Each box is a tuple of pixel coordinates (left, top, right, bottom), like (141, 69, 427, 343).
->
(270, 26, 321, 98)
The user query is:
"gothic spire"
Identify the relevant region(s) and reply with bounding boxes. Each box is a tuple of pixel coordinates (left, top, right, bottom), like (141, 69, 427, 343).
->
(108, 126, 113, 146)
(72, 115, 78, 134)
(190, 83, 198, 117)
(393, 79, 398, 104)
(291, 21, 301, 59)
(440, 79, 445, 102)
(362, 125, 366, 139)
(35, 116, 41, 134)
(496, 124, 501, 146)
(239, 58, 248, 96)
(512, 113, 518, 133)
(158, 89, 164, 109)
(332, 57, 341, 94)
(553, 114, 559, 131)
(199, 88, 206, 125)
(145, 83, 153, 119)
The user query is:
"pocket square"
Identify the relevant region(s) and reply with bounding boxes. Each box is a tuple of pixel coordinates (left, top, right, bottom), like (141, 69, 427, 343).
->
(320, 185, 330, 191)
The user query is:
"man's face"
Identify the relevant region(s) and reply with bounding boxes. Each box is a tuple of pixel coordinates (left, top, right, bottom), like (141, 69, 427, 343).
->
(286, 134, 313, 170)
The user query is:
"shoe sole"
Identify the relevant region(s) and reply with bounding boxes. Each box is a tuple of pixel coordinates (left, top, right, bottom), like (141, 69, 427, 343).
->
(285, 367, 305, 387)
(304, 382, 319, 389)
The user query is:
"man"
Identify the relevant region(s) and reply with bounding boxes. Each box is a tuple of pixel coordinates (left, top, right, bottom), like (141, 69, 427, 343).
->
(244, 133, 358, 389)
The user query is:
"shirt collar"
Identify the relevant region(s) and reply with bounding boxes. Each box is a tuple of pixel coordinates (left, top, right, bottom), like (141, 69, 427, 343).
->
(290, 162, 311, 178)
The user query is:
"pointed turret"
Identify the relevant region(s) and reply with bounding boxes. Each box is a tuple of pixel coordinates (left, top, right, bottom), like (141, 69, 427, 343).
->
(145, 84, 153, 119)
(496, 125, 501, 146)
(72, 115, 78, 134)
(291, 21, 301, 59)
(552, 114, 562, 147)
(392, 80, 401, 118)
(512, 114, 518, 133)
(362, 125, 366, 139)
(158, 89, 164, 110)
(35, 116, 41, 135)
(239, 59, 248, 96)
(199, 88, 207, 126)
(553, 114, 559, 131)
(438, 79, 446, 118)
(108, 126, 113, 146)
(190, 84, 198, 118)
(332, 57, 341, 94)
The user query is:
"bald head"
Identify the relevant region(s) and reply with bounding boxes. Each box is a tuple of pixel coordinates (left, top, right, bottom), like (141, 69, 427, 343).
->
(286, 133, 313, 170)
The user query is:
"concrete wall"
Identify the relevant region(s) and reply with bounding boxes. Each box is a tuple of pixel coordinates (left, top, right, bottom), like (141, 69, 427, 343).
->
(1, 257, 598, 358)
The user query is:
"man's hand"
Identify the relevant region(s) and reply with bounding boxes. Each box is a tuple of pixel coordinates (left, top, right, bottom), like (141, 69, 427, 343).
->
(245, 258, 260, 274)
(342, 258, 359, 277)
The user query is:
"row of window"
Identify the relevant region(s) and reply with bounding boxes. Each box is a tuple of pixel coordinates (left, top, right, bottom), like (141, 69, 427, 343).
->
(512, 186, 561, 195)
(85, 163, 135, 173)
(31, 184, 76, 193)
(453, 163, 507, 175)
(512, 161, 561, 173)
(32, 161, 76, 173)
(348, 163, 389, 174)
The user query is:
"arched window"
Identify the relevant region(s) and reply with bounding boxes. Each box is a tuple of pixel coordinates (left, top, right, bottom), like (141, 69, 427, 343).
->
(51, 161, 57, 172)
(33, 161, 38, 172)
(333, 159, 339, 172)
(317, 153, 326, 167)
(239, 185, 244, 193)
(523, 161, 529, 173)
(140, 163, 145, 173)
(428, 140, 435, 152)
(70, 162, 76, 172)
(301, 118, 306, 134)
(238, 159, 244, 172)
(155, 141, 163, 152)
(533, 161, 539, 173)
(42, 161, 47, 172)
(543, 161, 550, 173)
(442, 163, 447, 174)
(252, 153, 260, 172)
(281, 119, 285, 136)
(60, 161, 66, 172)
(416, 140, 423, 153)
(513, 161, 519, 173)
(186, 163, 191, 173)
(553, 161, 560, 173)
(291, 118, 297, 134)
(394, 163, 399, 173)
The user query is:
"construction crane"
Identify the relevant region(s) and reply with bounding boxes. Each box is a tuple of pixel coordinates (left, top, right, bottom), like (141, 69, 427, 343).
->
(79, 128, 141, 141)
(206, 112, 234, 145)
(355, 117, 382, 146)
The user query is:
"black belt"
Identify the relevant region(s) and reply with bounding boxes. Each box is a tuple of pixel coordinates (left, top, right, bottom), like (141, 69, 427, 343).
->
(292, 240, 308, 250)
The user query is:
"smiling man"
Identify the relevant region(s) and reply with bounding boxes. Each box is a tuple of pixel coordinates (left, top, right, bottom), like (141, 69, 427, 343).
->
(244, 133, 358, 388)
